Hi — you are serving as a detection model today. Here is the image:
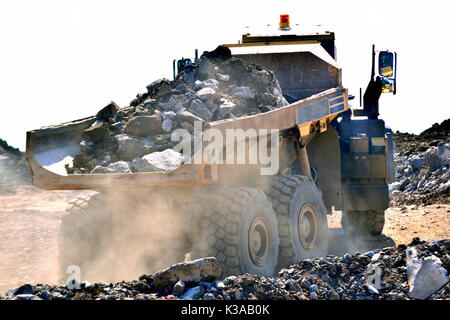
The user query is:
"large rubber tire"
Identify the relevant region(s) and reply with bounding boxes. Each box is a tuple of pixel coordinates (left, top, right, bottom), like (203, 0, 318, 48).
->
(341, 210, 385, 237)
(58, 193, 113, 283)
(268, 175, 328, 269)
(191, 187, 279, 277)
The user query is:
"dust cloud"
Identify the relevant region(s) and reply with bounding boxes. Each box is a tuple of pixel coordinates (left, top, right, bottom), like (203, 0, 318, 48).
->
(60, 188, 198, 285)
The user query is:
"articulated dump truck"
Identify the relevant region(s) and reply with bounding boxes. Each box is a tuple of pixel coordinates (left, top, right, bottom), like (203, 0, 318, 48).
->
(26, 17, 397, 280)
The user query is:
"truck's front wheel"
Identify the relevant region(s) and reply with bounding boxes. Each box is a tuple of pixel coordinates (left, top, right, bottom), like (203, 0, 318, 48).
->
(191, 187, 279, 277)
(268, 175, 328, 269)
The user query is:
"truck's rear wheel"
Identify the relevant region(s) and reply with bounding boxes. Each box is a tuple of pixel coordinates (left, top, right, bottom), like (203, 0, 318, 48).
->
(58, 193, 113, 283)
(268, 175, 328, 269)
(191, 187, 279, 277)
(341, 210, 385, 237)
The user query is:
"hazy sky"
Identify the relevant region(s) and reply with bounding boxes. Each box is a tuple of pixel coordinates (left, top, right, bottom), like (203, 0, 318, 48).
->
(1, 0, 449, 150)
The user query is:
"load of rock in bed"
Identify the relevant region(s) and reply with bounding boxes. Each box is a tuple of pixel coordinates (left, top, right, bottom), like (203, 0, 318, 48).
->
(0, 138, 30, 193)
(66, 47, 288, 175)
(2, 238, 449, 300)
(389, 119, 449, 206)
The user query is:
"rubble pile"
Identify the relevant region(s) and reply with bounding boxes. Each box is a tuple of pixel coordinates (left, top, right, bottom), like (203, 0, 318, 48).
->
(0, 139, 30, 193)
(66, 47, 288, 175)
(390, 119, 450, 205)
(2, 238, 448, 300)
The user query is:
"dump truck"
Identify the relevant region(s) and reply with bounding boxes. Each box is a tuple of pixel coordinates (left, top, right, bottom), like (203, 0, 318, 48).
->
(25, 16, 397, 280)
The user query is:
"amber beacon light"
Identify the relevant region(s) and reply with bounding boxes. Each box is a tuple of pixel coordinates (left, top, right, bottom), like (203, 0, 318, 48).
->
(279, 14, 290, 29)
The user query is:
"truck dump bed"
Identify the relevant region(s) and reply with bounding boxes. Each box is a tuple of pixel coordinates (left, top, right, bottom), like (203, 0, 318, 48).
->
(26, 87, 347, 191)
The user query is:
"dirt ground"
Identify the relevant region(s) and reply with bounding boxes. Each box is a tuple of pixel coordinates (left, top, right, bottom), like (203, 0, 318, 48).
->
(327, 204, 450, 245)
(0, 186, 449, 295)
(0, 186, 93, 295)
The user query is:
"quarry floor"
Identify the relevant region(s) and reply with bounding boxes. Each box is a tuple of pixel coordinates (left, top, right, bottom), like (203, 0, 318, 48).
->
(0, 185, 449, 295)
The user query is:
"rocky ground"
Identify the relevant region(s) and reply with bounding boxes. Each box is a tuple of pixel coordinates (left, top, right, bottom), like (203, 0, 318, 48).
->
(1, 238, 448, 300)
(389, 119, 449, 206)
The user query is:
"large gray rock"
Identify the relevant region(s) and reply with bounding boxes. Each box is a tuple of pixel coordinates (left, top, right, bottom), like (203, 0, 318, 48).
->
(6, 284, 33, 296)
(261, 93, 278, 106)
(105, 161, 132, 173)
(124, 115, 163, 136)
(189, 99, 213, 121)
(409, 155, 424, 170)
(217, 99, 236, 119)
(436, 143, 450, 166)
(195, 79, 219, 90)
(406, 247, 449, 299)
(96, 101, 119, 121)
(153, 257, 222, 290)
(175, 103, 185, 113)
(252, 69, 271, 86)
(146, 78, 172, 97)
(115, 134, 151, 160)
(232, 87, 255, 100)
(132, 149, 183, 172)
(82, 122, 110, 142)
(196, 87, 217, 102)
(424, 152, 442, 171)
(179, 286, 204, 300)
(162, 119, 174, 133)
(176, 110, 205, 127)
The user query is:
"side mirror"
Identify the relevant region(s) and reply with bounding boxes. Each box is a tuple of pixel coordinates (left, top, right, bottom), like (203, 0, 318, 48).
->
(377, 50, 397, 94)
(378, 51, 394, 77)
(381, 78, 395, 94)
